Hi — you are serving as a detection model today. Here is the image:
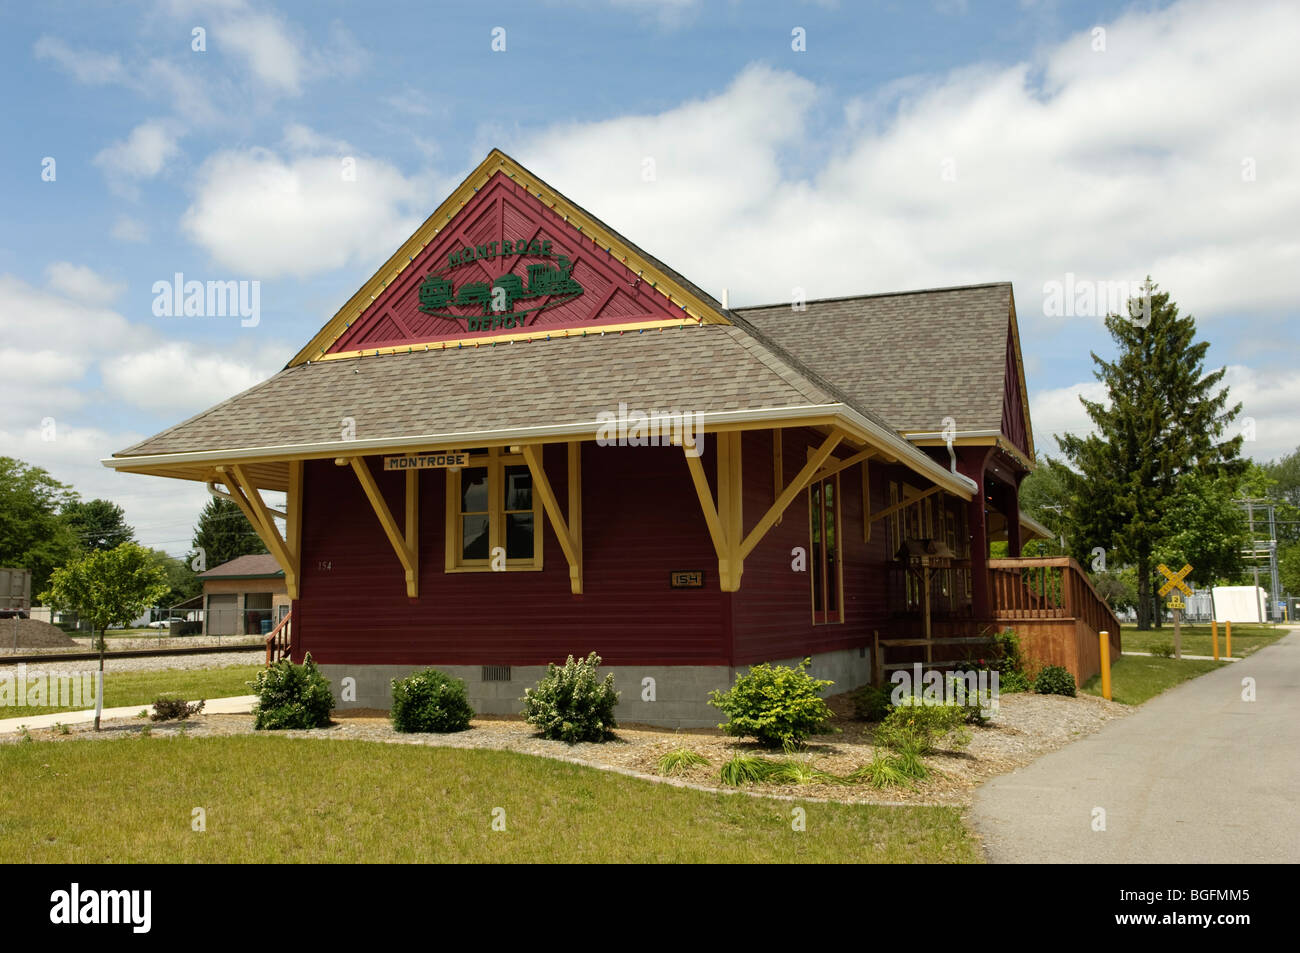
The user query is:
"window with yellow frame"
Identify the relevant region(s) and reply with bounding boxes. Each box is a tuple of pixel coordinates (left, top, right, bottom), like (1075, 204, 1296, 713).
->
(445, 447, 544, 571)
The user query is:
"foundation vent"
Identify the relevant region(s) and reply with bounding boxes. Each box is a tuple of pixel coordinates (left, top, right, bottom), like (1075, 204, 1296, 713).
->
(481, 665, 512, 682)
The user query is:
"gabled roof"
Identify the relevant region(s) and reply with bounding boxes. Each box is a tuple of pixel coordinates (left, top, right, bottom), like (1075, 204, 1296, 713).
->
(198, 553, 282, 579)
(104, 149, 1012, 501)
(117, 325, 839, 457)
(290, 149, 734, 365)
(737, 283, 1035, 460)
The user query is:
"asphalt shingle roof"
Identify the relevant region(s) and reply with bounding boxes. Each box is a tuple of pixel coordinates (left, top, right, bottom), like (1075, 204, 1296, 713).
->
(736, 283, 1013, 435)
(117, 325, 838, 457)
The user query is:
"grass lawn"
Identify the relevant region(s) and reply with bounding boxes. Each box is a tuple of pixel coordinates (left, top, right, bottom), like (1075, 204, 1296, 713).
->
(1, 664, 262, 720)
(0, 735, 980, 863)
(1120, 623, 1285, 659)
(1081, 655, 1225, 705)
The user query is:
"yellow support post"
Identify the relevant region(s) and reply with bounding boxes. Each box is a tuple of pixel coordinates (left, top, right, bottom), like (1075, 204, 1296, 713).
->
(1212, 623, 1220, 661)
(1226, 620, 1232, 658)
(1099, 629, 1111, 701)
(1211, 618, 1218, 654)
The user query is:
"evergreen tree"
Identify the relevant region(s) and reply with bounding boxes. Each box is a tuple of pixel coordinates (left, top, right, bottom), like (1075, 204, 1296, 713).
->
(1056, 281, 1244, 629)
(188, 497, 266, 572)
(62, 498, 135, 551)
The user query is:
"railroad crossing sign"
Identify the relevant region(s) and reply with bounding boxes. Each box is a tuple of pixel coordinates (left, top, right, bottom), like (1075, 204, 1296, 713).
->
(1157, 563, 1193, 598)
(1167, 594, 1185, 611)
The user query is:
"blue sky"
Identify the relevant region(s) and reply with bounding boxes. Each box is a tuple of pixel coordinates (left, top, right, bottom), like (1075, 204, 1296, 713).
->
(2, 0, 1297, 555)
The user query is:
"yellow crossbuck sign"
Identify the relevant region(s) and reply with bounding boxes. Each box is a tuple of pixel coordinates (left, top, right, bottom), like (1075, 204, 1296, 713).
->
(1158, 563, 1194, 598)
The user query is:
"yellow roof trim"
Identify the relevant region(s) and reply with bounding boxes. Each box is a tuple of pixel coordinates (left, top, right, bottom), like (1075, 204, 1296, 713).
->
(289, 149, 730, 367)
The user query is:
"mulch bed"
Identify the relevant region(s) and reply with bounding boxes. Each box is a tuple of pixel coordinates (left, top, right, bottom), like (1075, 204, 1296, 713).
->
(5, 689, 1130, 807)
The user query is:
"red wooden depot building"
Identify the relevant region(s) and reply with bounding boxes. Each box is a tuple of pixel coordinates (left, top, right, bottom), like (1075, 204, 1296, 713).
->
(106, 150, 1119, 727)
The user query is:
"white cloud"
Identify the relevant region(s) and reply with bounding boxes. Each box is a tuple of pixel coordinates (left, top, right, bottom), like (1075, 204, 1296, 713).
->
(44, 263, 125, 303)
(499, 1, 1299, 323)
(110, 216, 149, 243)
(1030, 367, 1300, 465)
(218, 11, 306, 95)
(181, 138, 442, 278)
(32, 36, 129, 85)
(100, 341, 279, 415)
(94, 120, 183, 194)
(1028, 380, 1106, 456)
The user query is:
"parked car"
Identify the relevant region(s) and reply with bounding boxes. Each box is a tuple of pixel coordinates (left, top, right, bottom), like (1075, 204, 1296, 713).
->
(146, 618, 182, 629)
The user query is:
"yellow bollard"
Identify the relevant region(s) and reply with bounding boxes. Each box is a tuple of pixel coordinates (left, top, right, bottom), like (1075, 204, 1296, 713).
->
(1099, 629, 1111, 701)
(1212, 619, 1218, 653)
(1212, 623, 1219, 661)
(1226, 620, 1232, 659)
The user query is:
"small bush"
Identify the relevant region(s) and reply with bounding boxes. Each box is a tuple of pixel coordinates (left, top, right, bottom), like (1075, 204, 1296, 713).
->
(874, 699, 966, 754)
(1152, 641, 1175, 659)
(719, 754, 780, 786)
(250, 652, 334, 730)
(390, 669, 474, 733)
(765, 760, 844, 786)
(1034, 664, 1077, 697)
(522, 652, 619, 743)
(998, 669, 1032, 693)
(846, 750, 927, 789)
(852, 683, 892, 722)
(658, 748, 709, 776)
(708, 657, 836, 751)
(151, 696, 205, 722)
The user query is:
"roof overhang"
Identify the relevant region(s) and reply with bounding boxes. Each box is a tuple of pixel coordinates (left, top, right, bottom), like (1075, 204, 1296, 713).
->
(104, 402, 977, 500)
(902, 429, 1035, 472)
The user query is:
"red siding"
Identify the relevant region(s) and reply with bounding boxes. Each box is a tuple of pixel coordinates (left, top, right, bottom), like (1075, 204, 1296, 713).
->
(295, 443, 728, 667)
(293, 430, 973, 671)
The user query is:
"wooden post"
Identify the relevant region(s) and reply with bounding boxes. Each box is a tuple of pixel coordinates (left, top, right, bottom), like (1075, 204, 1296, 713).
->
(1173, 605, 1182, 659)
(1211, 618, 1218, 656)
(1226, 620, 1232, 658)
(872, 630, 883, 687)
(1099, 629, 1111, 701)
(921, 564, 933, 663)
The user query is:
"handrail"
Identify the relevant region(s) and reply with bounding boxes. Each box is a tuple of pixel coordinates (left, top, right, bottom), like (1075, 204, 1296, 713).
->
(988, 556, 1121, 636)
(264, 610, 292, 666)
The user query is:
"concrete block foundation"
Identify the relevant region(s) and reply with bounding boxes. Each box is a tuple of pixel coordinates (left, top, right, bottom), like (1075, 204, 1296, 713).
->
(318, 645, 873, 730)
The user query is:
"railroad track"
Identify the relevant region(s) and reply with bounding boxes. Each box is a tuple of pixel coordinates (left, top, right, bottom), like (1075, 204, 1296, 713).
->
(0, 643, 265, 666)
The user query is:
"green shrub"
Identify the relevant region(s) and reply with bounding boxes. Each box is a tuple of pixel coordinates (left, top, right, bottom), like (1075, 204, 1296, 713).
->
(1033, 664, 1077, 697)
(390, 669, 474, 733)
(765, 760, 844, 786)
(719, 754, 780, 786)
(708, 657, 835, 750)
(852, 683, 892, 722)
(151, 695, 205, 722)
(1152, 641, 1175, 659)
(998, 669, 1032, 693)
(521, 652, 619, 743)
(846, 749, 927, 789)
(658, 748, 709, 776)
(874, 698, 966, 754)
(250, 652, 334, 730)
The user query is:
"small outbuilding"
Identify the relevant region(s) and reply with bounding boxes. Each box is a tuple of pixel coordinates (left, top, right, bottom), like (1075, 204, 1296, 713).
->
(197, 554, 289, 637)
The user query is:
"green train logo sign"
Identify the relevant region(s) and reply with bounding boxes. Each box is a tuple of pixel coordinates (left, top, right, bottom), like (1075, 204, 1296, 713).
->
(417, 238, 583, 332)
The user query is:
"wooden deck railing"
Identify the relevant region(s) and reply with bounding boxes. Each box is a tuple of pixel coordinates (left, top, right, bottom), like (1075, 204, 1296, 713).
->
(265, 610, 292, 666)
(988, 556, 1122, 681)
(989, 556, 1122, 635)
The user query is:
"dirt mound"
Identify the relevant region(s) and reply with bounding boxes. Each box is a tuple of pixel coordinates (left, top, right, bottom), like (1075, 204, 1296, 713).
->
(1, 618, 80, 649)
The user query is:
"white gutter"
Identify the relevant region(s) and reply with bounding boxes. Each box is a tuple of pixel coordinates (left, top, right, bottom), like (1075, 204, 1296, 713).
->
(102, 401, 977, 499)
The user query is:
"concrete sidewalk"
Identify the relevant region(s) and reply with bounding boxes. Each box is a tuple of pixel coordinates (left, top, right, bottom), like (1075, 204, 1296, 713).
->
(970, 631, 1300, 863)
(0, 695, 256, 734)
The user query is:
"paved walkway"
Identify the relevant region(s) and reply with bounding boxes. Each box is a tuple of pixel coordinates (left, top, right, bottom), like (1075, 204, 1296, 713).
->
(971, 630, 1300, 863)
(0, 695, 256, 734)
